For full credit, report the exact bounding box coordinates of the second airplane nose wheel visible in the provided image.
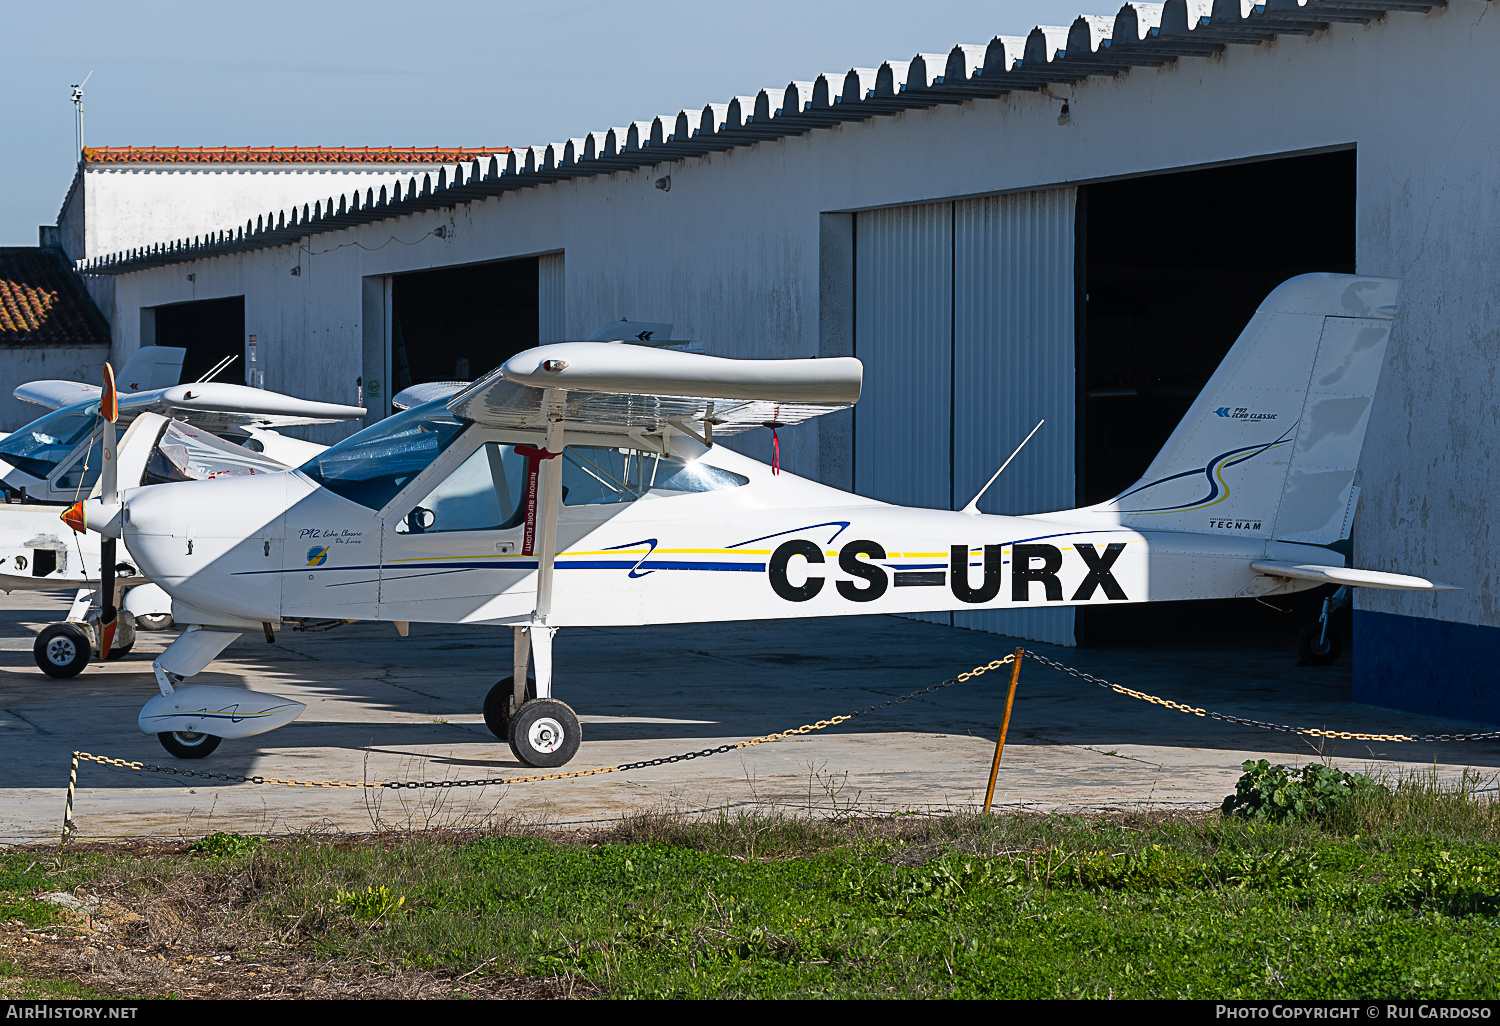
[508,698,580,768]
[34,623,91,678]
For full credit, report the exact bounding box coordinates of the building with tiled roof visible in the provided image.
[57,146,508,265]
[0,246,110,347]
[81,146,509,166]
[0,238,111,429]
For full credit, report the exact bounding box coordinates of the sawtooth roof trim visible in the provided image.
[82,145,511,165]
[80,0,1444,277]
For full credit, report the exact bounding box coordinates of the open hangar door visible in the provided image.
[853,189,1077,646]
[144,295,242,384]
[1076,149,1357,650]
[387,255,552,397]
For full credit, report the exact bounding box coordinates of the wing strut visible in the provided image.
[515,397,566,709]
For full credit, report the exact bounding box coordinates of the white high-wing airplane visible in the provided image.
[0,354,366,675]
[64,274,1455,764]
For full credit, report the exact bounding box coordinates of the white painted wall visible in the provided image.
[60,161,495,264]
[0,345,111,433]
[105,2,1500,634]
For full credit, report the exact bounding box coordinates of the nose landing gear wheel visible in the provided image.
[34,623,91,678]
[482,676,536,740]
[507,698,580,768]
[157,731,222,759]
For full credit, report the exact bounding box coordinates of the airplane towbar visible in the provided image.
[501,343,863,404]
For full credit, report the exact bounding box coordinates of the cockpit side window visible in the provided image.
[395,443,526,534]
[561,447,748,506]
[299,399,467,511]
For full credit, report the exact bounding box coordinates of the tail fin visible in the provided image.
[1090,273,1399,545]
[118,346,186,392]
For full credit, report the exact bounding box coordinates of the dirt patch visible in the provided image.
[0,923,588,1000]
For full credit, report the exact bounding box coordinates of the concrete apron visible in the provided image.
[2,590,1496,843]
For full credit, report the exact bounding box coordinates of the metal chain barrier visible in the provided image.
[66,654,1019,793]
[1021,650,1500,744]
[63,645,1495,831]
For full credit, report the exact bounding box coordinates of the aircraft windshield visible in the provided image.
[299,400,467,510]
[0,404,98,480]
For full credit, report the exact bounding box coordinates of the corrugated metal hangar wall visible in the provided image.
[854,190,1077,644]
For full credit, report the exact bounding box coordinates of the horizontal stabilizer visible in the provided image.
[1250,560,1459,591]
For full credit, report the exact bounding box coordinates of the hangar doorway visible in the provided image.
[388,257,540,394]
[146,295,243,384]
[1076,149,1357,648]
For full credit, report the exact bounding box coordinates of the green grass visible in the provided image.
[5,769,1500,998]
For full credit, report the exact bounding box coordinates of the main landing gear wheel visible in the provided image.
[483,675,536,740]
[157,731,222,759]
[507,698,580,768]
[135,612,173,632]
[34,623,91,678]
[1296,621,1343,666]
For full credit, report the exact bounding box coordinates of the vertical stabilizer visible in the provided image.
[118,346,186,392]
[1083,274,1399,544]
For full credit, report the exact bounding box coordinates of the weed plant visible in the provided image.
[4,768,1499,999]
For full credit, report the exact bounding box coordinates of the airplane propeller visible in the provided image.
[59,363,122,660]
[96,363,121,659]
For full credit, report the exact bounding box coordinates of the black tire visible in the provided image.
[157,731,222,759]
[508,698,581,768]
[34,623,91,678]
[1296,621,1343,666]
[106,642,133,660]
[483,675,535,740]
[136,613,174,632]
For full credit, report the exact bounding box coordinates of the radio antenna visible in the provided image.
[70,71,93,159]
[961,419,1045,515]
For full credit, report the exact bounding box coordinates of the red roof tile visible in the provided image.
[82,146,510,165]
[0,249,111,347]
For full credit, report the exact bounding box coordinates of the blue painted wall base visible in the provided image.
[1354,610,1500,724]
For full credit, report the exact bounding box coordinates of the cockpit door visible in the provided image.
[379,441,534,623]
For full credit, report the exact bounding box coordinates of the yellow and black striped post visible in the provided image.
[61,751,79,848]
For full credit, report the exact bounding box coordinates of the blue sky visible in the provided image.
[2,1,1094,246]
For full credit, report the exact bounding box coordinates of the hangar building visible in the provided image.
[59,0,1500,720]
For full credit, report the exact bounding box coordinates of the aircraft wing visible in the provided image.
[448,343,861,438]
[1250,560,1459,591]
[117,382,366,429]
[14,380,101,411]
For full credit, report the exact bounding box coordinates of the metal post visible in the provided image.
[982,647,1025,815]
[61,751,79,848]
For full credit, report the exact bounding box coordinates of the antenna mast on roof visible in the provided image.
[70,71,93,161]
